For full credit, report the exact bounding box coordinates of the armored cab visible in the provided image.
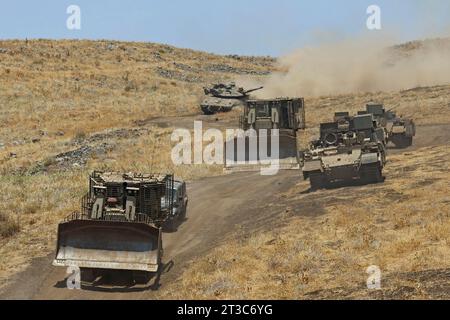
[365,103,416,148]
[301,114,386,190]
[53,172,176,282]
[200,82,263,115]
[241,97,306,131]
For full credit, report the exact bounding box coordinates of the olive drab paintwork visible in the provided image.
[363,102,416,148]
[224,97,306,172]
[241,98,306,131]
[53,172,187,281]
[301,114,387,190]
[200,82,263,115]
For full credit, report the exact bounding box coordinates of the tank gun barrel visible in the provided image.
[244,86,264,94]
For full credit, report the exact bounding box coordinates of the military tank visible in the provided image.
[364,103,416,148]
[301,114,387,190]
[200,82,263,115]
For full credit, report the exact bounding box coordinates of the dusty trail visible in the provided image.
[0,171,298,299]
[0,122,448,300]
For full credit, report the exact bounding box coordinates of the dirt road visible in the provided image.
[0,171,299,299]
[1,123,448,300]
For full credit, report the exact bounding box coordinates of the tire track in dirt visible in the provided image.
[1,123,449,300]
[1,171,302,299]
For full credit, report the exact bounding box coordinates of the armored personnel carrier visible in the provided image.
[53,171,176,282]
[301,114,386,190]
[364,103,416,148]
[200,82,263,115]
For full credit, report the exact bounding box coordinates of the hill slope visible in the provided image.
[0,39,275,289]
[0,39,449,298]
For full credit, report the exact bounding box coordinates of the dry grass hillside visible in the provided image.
[0,39,274,288]
[159,81,450,299]
[0,39,274,173]
[0,38,449,297]
[163,142,450,299]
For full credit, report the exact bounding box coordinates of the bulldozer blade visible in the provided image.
[53,220,161,273]
[224,131,300,172]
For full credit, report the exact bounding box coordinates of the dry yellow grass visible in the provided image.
[0,39,273,173]
[0,39,273,288]
[163,145,450,299]
[0,39,448,297]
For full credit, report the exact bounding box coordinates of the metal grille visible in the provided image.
[239,114,244,130]
[138,174,174,220]
[140,185,158,218]
[81,193,94,216]
[79,172,175,225]
[64,211,157,226]
[107,185,120,198]
[164,175,174,216]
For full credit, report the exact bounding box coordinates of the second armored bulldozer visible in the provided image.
[224,97,306,172]
[200,82,263,115]
[364,103,416,148]
[53,171,176,282]
[301,114,386,190]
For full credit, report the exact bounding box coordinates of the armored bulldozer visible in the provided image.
[301,114,386,190]
[200,82,263,115]
[224,97,306,172]
[53,171,176,281]
[364,103,416,148]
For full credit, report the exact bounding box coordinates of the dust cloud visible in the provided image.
[251,36,450,98]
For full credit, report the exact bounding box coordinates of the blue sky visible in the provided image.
[0,0,449,56]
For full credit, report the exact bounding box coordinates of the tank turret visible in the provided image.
[200,82,263,115]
